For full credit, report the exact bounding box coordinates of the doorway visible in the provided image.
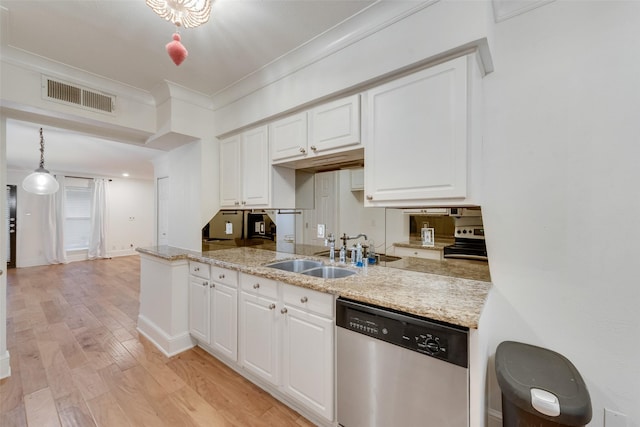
[6,185,16,268]
[157,177,169,246]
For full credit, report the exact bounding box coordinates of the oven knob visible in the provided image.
[425,339,440,354]
[382,328,388,335]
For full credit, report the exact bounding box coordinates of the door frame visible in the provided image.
[6,185,16,269]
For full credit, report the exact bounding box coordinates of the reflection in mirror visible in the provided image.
[384,207,491,282]
[200,170,490,281]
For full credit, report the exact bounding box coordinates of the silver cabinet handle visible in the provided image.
[210,282,215,288]
[219,274,225,279]
[194,266,199,272]
[310,145,317,151]
[268,303,276,310]
[280,308,288,314]
[234,201,240,206]
[203,281,208,287]
[242,201,246,205]
[299,147,306,154]
[300,296,308,303]
[253,283,260,289]
[366,195,373,201]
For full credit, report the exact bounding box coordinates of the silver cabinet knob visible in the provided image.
[310,145,317,151]
[299,147,306,154]
[194,266,199,272]
[268,303,276,310]
[234,201,240,206]
[253,283,260,289]
[280,308,288,314]
[366,195,373,201]
[203,281,208,287]
[300,296,308,303]
[219,274,225,279]
[242,201,246,205]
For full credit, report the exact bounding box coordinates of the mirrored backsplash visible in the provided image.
[202,205,490,282]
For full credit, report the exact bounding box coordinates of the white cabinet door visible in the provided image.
[211,282,238,361]
[270,112,308,162]
[364,56,469,205]
[281,305,334,421]
[239,291,279,385]
[189,276,210,344]
[242,125,270,207]
[309,94,360,153]
[219,134,242,207]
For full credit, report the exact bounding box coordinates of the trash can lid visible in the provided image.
[495,341,592,426]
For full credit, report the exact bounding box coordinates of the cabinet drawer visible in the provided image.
[190,261,210,279]
[393,246,443,261]
[211,267,238,288]
[240,273,278,299]
[283,283,334,318]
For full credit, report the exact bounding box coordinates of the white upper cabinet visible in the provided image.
[220,125,295,208]
[270,112,309,162]
[219,134,243,207]
[308,94,361,154]
[271,95,362,165]
[242,126,271,207]
[364,55,482,207]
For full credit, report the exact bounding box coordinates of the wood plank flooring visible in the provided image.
[1,256,315,427]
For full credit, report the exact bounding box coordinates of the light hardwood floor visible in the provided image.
[0,256,315,427]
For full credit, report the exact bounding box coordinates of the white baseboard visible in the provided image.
[108,249,138,258]
[0,350,11,379]
[136,315,195,357]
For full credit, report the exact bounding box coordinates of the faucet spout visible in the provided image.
[340,233,368,248]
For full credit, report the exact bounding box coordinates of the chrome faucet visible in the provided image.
[340,233,368,249]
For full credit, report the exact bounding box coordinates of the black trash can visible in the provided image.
[495,341,592,427]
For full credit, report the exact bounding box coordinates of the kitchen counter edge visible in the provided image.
[136,246,491,329]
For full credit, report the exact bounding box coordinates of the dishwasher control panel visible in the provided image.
[336,298,468,368]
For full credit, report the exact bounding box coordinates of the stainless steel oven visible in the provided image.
[336,298,469,427]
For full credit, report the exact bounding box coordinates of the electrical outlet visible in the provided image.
[604,409,627,427]
[317,224,325,238]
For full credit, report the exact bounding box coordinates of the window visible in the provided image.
[64,178,91,250]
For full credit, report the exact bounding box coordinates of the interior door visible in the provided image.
[307,171,338,246]
[6,185,16,269]
[157,177,169,246]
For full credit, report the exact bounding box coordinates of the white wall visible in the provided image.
[154,139,214,252]
[481,2,640,425]
[0,117,10,379]
[6,170,154,266]
[209,2,640,425]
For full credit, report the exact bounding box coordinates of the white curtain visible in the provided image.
[43,175,67,264]
[88,178,108,259]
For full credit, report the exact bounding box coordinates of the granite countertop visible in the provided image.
[393,238,454,251]
[137,246,492,329]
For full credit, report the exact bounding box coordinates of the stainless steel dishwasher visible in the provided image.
[336,298,469,427]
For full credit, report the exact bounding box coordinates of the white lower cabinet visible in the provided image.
[188,263,239,362]
[211,280,238,361]
[393,246,443,261]
[238,273,279,384]
[238,273,335,422]
[281,304,334,421]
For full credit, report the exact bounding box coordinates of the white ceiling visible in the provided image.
[0,0,377,180]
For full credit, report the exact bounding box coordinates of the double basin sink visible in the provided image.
[265,259,356,279]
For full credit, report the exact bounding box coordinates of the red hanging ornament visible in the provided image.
[166,32,188,66]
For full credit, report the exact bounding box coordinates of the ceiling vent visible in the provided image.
[42,76,115,114]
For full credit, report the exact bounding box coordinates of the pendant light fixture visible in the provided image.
[146,0,212,66]
[22,128,60,195]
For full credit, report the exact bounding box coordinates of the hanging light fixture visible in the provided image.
[146,0,212,66]
[22,128,60,195]
[146,0,212,29]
